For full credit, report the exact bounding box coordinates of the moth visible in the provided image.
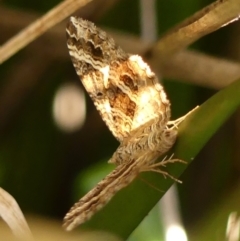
[63,16,186,231]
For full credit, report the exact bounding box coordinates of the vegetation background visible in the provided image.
[0,0,240,240]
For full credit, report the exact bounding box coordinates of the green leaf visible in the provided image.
[81,78,240,240]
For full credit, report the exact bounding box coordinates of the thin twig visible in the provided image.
[0,0,92,64]
[158,50,240,89]
[149,0,240,59]
[0,2,240,89]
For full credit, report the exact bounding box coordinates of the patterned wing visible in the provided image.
[66,17,171,142]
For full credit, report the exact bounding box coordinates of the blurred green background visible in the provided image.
[0,0,240,240]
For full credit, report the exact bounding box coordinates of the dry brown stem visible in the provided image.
[0,0,240,92]
[152,50,240,89]
[150,0,240,59]
[0,0,93,64]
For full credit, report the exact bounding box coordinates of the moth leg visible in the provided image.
[140,157,186,183]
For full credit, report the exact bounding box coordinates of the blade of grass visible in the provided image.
[0,188,33,240]
[80,78,240,239]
